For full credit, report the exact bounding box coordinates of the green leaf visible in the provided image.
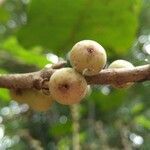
[90,87,127,112]
[131,103,144,114]
[0,88,10,102]
[17,0,142,56]
[134,115,150,129]
[0,68,8,74]
[49,121,72,136]
[0,7,10,23]
[0,36,49,68]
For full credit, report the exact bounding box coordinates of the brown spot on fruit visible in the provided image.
[58,83,70,92]
[87,47,94,53]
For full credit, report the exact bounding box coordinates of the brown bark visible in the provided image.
[85,64,150,85]
[0,63,149,90]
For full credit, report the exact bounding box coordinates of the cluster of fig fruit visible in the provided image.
[10,40,134,112]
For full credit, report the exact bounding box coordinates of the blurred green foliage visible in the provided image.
[0,0,149,149]
[0,36,49,68]
[17,0,141,56]
[0,7,10,23]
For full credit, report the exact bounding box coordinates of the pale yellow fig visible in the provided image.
[69,40,107,76]
[108,59,134,88]
[10,89,53,112]
[49,68,87,105]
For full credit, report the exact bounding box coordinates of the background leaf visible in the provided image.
[17,0,142,56]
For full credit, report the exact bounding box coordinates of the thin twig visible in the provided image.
[70,104,81,150]
[95,121,111,150]
[19,129,44,150]
[116,122,132,150]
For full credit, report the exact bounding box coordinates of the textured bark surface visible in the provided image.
[0,62,150,90]
[85,64,150,85]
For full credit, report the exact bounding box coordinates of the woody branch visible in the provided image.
[0,62,149,90]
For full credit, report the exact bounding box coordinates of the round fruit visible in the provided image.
[49,68,87,105]
[69,40,107,76]
[108,59,134,88]
[10,89,53,112]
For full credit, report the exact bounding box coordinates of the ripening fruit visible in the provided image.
[10,89,53,112]
[108,59,134,88]
[49,68,87,105]
[69,40,107,76]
